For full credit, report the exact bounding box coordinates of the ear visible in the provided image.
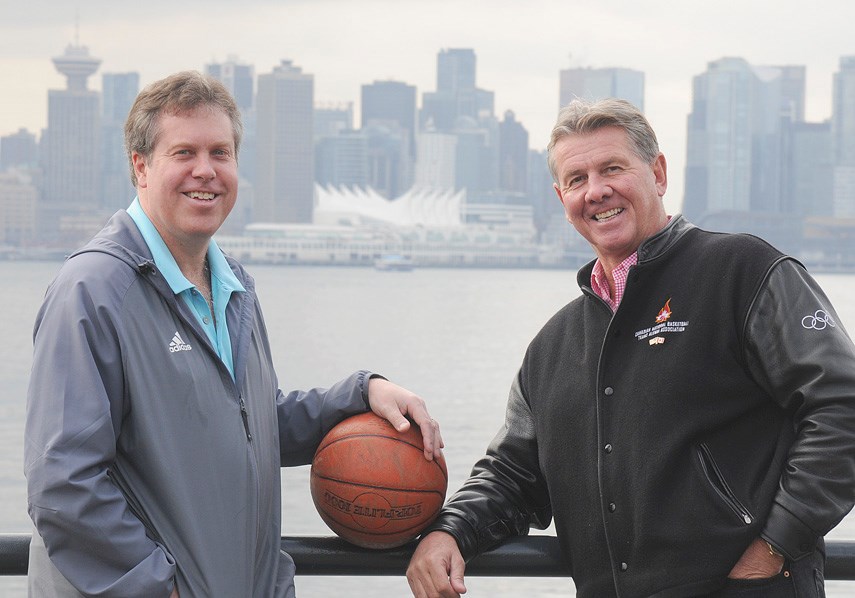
[652,153,668,197]
[132,152,148,188]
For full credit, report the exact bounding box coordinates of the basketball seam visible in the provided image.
[310,476,446,496]
[316,434,448,482]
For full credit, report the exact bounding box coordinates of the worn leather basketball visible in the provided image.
[310,411,448,549]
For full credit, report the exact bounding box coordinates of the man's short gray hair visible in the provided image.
[547,98,659,181]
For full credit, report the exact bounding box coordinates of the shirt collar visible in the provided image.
[127,198,245,295]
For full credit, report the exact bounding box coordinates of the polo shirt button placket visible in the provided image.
[604,386,614,397]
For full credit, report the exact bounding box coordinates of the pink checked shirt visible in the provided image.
[591,253,638,312]
[591,217,672,311]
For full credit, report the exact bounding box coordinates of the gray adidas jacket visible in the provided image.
[24,210,372,597]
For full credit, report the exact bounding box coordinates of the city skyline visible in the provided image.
[2,0,853,215]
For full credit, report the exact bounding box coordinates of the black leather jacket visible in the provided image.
[427,216,855,597]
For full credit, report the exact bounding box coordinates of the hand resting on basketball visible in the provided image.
[366,377,444,461]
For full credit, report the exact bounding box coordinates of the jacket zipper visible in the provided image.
[239,396,252,441]
[697,443,753,525]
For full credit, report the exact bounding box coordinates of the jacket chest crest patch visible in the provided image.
[634,297,690,345]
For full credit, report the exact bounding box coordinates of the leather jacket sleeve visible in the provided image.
[743,258,855,560]
[423,374,553,560]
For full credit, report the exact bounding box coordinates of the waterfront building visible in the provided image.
[833,56,855,217]
[559,66,645,111]
[255,60,314,223]
[361,80,417,158]
[527,149,559,237]
[421,49,494,132]
[414,131,456,191]
[0,170,37,247]
[207,57,257,191]
[205,57,254,112]
[315,131,368,189]
[360,80,417,196]
[364,122,411,199]
[40,42,103,238]
[788,122,833,217]
[314,103,354,140]
[682,57,805,224]
[216,184,540,268]
[498,111,529,194]
[101,72,139,211]
[0,129,39,172]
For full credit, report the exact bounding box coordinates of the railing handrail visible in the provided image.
[3,534,855,579]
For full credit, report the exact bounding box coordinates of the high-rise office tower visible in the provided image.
[39,42,105,244]
[101,72,139,210]
[498,111,529,194]
[360,81,417,196]
[421,48,493,132]
[206,57,256,188]
[559,67,645,111]
[315,103,353,140]
[419,48,499,196]
[255,60,314,223]
[42,43,101,212]
[206,57,254,112]
[0,128,39,172]
[361,80,417,158]
[683,57,805,223]
[788,121,833,217]
[832,56,855,217]
[315,131,368,189]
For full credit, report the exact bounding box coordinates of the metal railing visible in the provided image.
[3,534,855,579]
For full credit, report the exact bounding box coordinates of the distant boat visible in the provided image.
[374,255,415,271]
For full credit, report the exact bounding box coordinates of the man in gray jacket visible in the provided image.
[25,70,443,597]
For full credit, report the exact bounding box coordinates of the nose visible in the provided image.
[192,155,216,181]
[585,173,612,203]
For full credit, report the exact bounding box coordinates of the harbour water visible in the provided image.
[3,261,855,596]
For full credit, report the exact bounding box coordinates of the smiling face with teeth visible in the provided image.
[133,104,238,264]
[552,125,668,274]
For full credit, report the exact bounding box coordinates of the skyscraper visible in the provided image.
[498,111,529,194]
[418,49,499,196]
[255,60,314,223]
[0,128,38,172]
[206,57,254,112]
[206,57,257,188]
[832,56,855,217]
[421,48,493,132]
[101,72,139,210]
[41,43,102,236]
[683,57,805,222]
[559,67,645,111]
[360,81,417,196]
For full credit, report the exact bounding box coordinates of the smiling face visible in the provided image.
[552,126,668,272]
[133,105,238,261]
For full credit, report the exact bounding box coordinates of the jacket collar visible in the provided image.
[577,214,695,292]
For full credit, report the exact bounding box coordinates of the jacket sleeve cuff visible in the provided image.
[762,501,819,561]
[357,371,387,408]
[421,513,480,561]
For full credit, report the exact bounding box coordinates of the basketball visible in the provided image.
[310,411,448,549]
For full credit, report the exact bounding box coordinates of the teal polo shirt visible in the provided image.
[127,198,245,379]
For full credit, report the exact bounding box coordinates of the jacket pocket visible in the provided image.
[697,442,754,525]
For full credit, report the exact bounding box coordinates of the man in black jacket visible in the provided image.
[406,98,855,597]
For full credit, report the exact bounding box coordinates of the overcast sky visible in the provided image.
[1,0,853,212]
